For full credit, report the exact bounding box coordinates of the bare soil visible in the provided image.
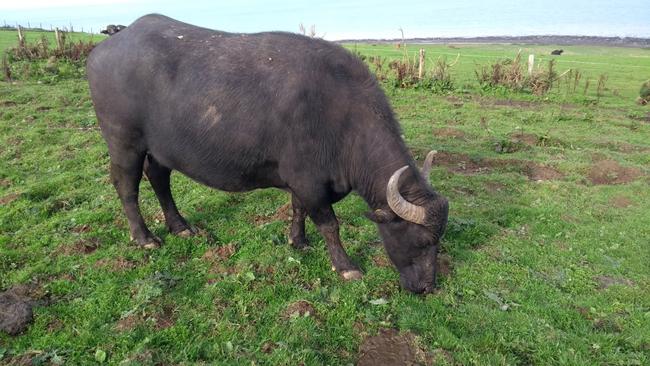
[0,192,20,205]
[594,275,634,290]
[114,314,141,332]
[94,256,137,271]
[282,300,317,320]
[428,151,563,181]
[357,329,430,366]
[203,243,237,262]
[610,196,634,208]
[55,237,100,256]
[433,127,466,139]
[587,160,642,185]
[0,286,34,336]
[436,253,453,278]
[254,202,292,225]
[510,132,539,146]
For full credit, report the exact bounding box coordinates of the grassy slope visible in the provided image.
[0,39,649,365]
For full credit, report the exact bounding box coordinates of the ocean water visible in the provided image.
[2,0,649,40]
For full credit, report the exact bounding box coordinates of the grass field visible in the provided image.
[1,33,649,365]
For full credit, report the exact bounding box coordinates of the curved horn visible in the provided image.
[420,150,437,181]
[386,166,427,225]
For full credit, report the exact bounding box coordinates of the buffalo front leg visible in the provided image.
[110,156,160,249]
[288,193,309,249]
[143,154,194,237]
[308,206,362,281]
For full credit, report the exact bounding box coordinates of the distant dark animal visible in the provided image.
[100,24,126,36]
[551,49,564,55]
[86,14,449,294]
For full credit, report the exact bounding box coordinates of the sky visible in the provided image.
[1,0,649,40]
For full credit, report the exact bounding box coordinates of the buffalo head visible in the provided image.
[366,151,449,294]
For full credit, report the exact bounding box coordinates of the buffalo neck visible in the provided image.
[348,128,430,211]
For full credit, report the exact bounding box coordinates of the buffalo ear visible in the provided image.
[365,209,396,223]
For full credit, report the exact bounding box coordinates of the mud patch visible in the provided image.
[0,178,11,187]
[610,196,633,208]
[433,127,466,139]
[254,202,292,225]
[425,150,563,181]
[0,100,17,107]
[0,286,34,335]
[595,275,634,290]
[358,329,430,366]
[0,192,20,205]
[281,300,317,320]
[587,160,642,185]
[445,96,464,108]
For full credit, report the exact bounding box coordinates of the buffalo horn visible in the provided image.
[386,166,427,225]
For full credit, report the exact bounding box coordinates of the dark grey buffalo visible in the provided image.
[551,49,564,55]
[87,14,449,294]
[100,24,126,36]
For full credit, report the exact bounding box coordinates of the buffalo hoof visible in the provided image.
[341,270,363,281]
[174,228,196,238]
[131,235,162,249]
[288,236,309,250]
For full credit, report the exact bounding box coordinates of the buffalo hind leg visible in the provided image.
[143,154,195,237]
[309,206,362,281]
[110,154,160,249]
[288,193,309,249]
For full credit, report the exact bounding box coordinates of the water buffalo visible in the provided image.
[100,24,126,36]
[551,49,564,55]
[87,14,449,294]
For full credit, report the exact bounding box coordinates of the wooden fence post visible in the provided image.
[17,25,25,47]
[418,48,425,79]
[527,54,535,75]
[55,28,64,50]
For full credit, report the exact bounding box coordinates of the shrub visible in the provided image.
[638,80,650,105]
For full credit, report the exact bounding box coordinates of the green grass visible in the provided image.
[0,29,104,53]
[1,38,649,365]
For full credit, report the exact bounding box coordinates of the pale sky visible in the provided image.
[1,0,649,40]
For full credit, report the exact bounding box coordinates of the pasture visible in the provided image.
[1,31,649,365]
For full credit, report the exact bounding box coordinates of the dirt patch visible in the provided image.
[0,286,34,336]
[595,275,634,290]
[510,132,539,146]
[0,192,20,205]
[433,127,466,139]
[94,256,136,271]
[115,314,141,332]
[281,300,317,320]
[484,181,507,193]
[35,106,52,112]
[587,160,642,185]
[610,196,634,208]
[55,238,100,256]
[254,202,292,225]
[372,254,392,268]
[426,150,563,181]
[154,305,176,330]
[445,96,464,108]
[203,243,237,262]
[0,100,17,107]
[0,178,11,187]
[357,329,430,366]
